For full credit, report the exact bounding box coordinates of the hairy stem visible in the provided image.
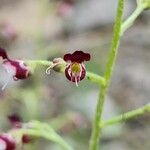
[25,60,105,85]
[89,85,107,150]
[86,72,105,86]
[89,0,124,150]
[11,121,73,150]
[101,104,150,127]
[121,4,145,36]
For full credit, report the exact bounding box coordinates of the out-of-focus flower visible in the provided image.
[21,135,33,144]
[0,47,31,90]
[57,0,75,18]
[0,23,17,42]
[8,114,22,128]
[8,114,33,144]
[64,50,91,86]
[0,134,16,150]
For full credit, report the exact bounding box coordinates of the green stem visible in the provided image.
[101,104,150,127]
[19,129,72,150]
[89,0,124,150]
[86,72,105,86]
[26,60,53,67]
[121,4,145,36]
[11,122,73,150]
[89,85,107,150]
[25,60,105,85]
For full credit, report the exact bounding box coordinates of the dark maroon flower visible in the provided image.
[8,114,22,128]
[0,47,30,90]
[7,114,33,144]
[3,60,30,81]
[22,135,33,144]
[0,134,16,150]
[64,50,90,86]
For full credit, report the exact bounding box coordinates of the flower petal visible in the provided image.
[3,60,30,80]
[83,53,91,61]
[71,51,85,63]
[8,114,22,128]
[65,64,86,82]
[0,134,16,150]
[22,135,33,144]
[64,53,72,61]
[64,50,91,63]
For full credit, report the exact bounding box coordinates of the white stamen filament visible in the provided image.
[46,63,58,75]
[68,67,71,77]
[46,66,52,75]
[75,76,79,87]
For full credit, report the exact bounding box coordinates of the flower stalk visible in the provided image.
[121,4,145,36]
[86,72,105,86]
[10,121,73,150]
[100,104,150,128]
[25,60,105,86]
[89,0,124,149]
[0,0,149,149]
[89,0,149,149]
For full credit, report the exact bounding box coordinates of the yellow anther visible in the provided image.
[71,63,81,74]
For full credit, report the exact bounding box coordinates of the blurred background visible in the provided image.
[0,0,150,149]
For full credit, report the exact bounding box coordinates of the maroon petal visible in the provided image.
[3,60,30,80]
[73,51,84,55]
[79,65,86,80]
[64,53,72,61]
[65,65,72,81]
[22,135,33,144]
[0,47,9,59]
[0,134,16,150]
[83,53,91,61]
[64,50,91,63]
[71,51,85,63]
[73,50,91,62]
[65,64,86,82]
[8,114,22,128]
[10,60,29,80]
[8,114,22,123]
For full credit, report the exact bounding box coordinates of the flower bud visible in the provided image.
[0,47,31,90]
[52,58,66,73]
[2,60,31,81]
[8,114,33,144]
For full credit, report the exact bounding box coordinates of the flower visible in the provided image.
[0,134,16,150]
[57,0,75,17]
[8,114,22,128]
[64,50,91,86]
[22,135,33,144]
[8,114,33,144]
[0,47,30,90]
[0,23,17,42]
